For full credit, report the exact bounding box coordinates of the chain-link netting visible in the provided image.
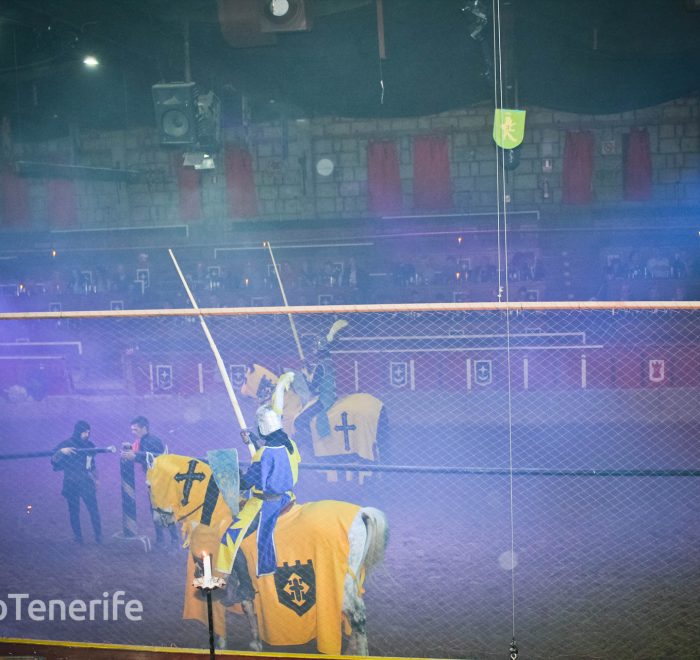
[1,304,699,659]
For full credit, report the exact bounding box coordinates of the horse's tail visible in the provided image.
[360,506,388,571]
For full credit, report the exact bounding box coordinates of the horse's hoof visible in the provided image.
[249,640,264,652]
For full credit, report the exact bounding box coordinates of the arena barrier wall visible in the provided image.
[0,301,698,659]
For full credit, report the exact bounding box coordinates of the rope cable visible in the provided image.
[376,0,386,104]
[491,0,518,646]
[492,1,503,301]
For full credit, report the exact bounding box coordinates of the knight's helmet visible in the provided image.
[255,371,294,436]
[314,319,349,357]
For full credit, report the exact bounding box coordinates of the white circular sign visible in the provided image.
[316,158,335,177]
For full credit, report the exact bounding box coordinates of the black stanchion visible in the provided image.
[112,445,150,551]
[193,567,225,660]
[119,453,138,538]
[206,589,215,660]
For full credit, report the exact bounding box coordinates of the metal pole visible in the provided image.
[296,462,700,478]
[183,19,192,83]
[0,446,115,461]
[206,589,216,659]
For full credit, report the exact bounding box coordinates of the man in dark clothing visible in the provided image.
[121,415,179,546]
[51,420,102,544]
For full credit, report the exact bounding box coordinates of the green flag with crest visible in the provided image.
[493,109,526,149]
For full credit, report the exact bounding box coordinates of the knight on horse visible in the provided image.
[242,319,389,465]
[146,368,388,654]
[217,372,300,577]
[157,252,387,653]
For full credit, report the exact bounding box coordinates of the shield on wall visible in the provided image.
[648,359,666,383]
[474,359,493,386]
[389,361,408,388]
[156,364,173,390]
[274,559,316,616]
[229,364,247,389]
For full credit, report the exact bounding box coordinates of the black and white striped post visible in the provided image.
[113,444,151,551]
[119,446,138,538]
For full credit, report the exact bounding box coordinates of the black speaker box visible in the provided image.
[152,82,198,145]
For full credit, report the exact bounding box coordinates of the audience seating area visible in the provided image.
[1,223,698,312]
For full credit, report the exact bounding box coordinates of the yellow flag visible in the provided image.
[493,109,526,149]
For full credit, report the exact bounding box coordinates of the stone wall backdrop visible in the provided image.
[1,94,698,230]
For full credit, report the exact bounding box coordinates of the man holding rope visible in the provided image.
[51,420,102,545]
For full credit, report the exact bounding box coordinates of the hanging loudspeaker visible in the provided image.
[152,83,198,145]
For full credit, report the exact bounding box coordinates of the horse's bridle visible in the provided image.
[151,502,204,524]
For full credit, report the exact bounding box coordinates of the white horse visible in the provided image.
[147,453,388,655]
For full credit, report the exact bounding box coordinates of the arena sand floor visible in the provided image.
[1,395,699,660]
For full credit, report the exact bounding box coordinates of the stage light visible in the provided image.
[269,0,291,17]
[83,54,99,68]
[260,0,311,32]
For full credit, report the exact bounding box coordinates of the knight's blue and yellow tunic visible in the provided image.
[217,431,300,577]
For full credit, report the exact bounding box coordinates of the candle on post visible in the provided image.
[203,552,213,587]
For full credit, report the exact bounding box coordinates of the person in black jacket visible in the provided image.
[51,420,102,544]
[121,415,179,547]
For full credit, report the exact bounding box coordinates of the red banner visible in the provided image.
[624,128,652,201]
[0,166,30,227]
[413,135,452,211]
[562,131,594,204]
[47,177,77,228]
[367,140,402,214]
[225,144,258,218]
[173,153,202,222]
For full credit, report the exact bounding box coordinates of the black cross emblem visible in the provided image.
[334,411,357,451]
[174,459,206,506]
[275,560,316,615]
[285,575,308,603]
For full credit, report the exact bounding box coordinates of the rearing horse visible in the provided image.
[147,452,388,655]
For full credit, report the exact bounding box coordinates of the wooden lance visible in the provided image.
[265,240,306,366]
[168,249,254,458]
